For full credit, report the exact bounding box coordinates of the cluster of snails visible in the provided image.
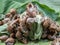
[42,18,60,40]
[0,3,60,45]
[0,3,38,45]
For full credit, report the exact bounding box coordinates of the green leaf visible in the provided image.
[4,1,21,14]
[0,0,7,13]
[24,15,43,40]
[13,0,32,3]
[0,40,51,45]
[0,14,5,20]
[0,24,8,32]
[55,13,60,24]
[39,0,60,12]
[0,24,8,36]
